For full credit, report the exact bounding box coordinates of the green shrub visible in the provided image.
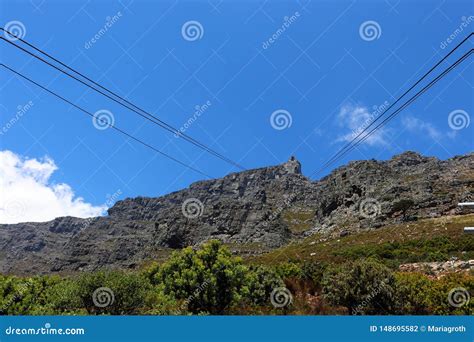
[274,262,302,279]
[426,273,473,315]
[141,262,161,285]
[156,240,249,314]
[143,285,182,315]
[300,261,327,289]
[75,270,151,315]
[393,272,433,314]
[29,278,85,315]
[244,266,284,306]
[322,259,396,315]
[394,272,473,315]
[0,275,65,315]
[334,235,472,265]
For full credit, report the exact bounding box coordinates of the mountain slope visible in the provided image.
[0,151,472,275]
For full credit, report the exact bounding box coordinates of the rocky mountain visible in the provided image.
[0,151,472,275]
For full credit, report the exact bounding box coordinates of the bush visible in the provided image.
[274,262,302,279]
[75,270,152,315]
[334,235,471,265]
[143,285,182,315]
[426,273,473,315]
[301,261,327,289]
[393,272,433,314]
[322,259,396,315]
[156,240,249,314]
[244,266,284,306]
[141,262,161,285]
[30,278,85,315]
[394,272,473,315]
[0,275,65,315]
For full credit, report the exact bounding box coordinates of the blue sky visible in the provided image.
[0,0,473,222]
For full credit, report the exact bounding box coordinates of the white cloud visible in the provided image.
[0,150,106,224]
[401,116,441,140]
[335,104,388,146]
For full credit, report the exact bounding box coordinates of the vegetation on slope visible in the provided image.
[0,223,472,315]
[251,214,474,266]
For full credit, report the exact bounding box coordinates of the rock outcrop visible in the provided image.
[399,260,474,277]
[0,151,472,275]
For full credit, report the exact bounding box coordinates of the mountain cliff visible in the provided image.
[0,151,472,275]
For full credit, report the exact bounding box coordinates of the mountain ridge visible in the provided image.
[0,151,472,275]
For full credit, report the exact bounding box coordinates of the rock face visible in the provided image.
[399,260,474,277]
[0,151,473,275]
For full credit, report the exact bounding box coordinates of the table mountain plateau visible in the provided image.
[1,151,472,275]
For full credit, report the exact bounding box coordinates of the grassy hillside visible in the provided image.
[250,214,474,267]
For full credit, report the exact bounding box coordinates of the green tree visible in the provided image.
[322,259,395,315]
[156,240,249,314]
